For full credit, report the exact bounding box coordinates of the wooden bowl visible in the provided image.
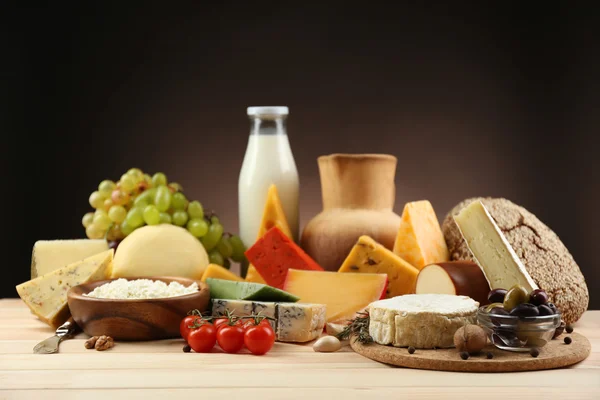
[67,276,210,341]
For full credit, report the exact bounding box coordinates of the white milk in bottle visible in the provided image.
[238,106,299,247]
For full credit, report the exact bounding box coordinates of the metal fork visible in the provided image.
[33,317,79,354]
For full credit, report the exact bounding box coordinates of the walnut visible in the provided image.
[84,336,98,349]
[94,335,114,351]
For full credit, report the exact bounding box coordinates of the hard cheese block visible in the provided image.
[211,299,326,342]
[206,278,299,302]
[369,294,478,348]
[201,264,243,282]
[245,265,267,284]
[257,184,294,240]
[453,200,538,293]
[393,200,449,270]
[30,239,109,278]
[415,261,491,305]
[245,227,324,289]
[339,235,419,297]
[283,269,387,323]
[16,249,113,328]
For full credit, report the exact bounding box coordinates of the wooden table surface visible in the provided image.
[0,299,598,400]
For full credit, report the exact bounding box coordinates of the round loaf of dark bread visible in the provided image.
[442,197,588,324]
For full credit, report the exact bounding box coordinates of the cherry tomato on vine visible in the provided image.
[213,317,230,330]
[187,323,217,353]
[241,318,271,331]
[216,324,245,353]
[180,315,200,340]
[244,323,275,355]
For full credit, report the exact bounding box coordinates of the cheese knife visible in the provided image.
[33,317,80,354]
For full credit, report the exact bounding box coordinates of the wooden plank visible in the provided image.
[1,368,599,390]
[1,387,600,400]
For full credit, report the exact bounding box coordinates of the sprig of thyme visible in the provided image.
[336,311,373,344]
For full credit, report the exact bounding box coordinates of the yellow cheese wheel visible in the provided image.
[112,225,209,279]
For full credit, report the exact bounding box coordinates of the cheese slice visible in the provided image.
[16,249,113,328]
[210,299,326,342]
[257,184,293,240]
[245,265,266,284]
[339,236,419,297]
[30,239,109,278]
[393,200,449,270]
[201,264,243,282]
[282,269,387,323]
[453,200,538,293]
[369,294,478,348]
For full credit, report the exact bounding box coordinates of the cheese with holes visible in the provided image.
[393,200,449,269]
[339,235,419,297]
[369,294,478,348]
[30,239,109,278]
[201,264,243,282]
[283,269,387,323]
[16,249,113,328]
[210,299,326,342]
[453,200,538,293]
[245,265,267,284]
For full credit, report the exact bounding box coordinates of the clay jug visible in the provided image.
[300,154,402,271]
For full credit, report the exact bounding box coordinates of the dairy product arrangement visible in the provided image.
[13,105,590,373]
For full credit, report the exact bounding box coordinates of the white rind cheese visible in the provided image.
[211,299,326,343]
[368,294,479,349]
[31,239,109,278]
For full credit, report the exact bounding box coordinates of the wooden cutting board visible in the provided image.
[350,332,591,372]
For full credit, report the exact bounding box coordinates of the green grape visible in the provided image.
[143,205,160,225]
[82,212,94,228]
[152,172,167,187]
[93,213,112,230]
[86,223,105,239]
[143,173,152,186]
[134,198,150,209]
[89,191,105,209]
[208,249,224,266]
[173,210,189,227]
[111,189,130,206]
[210,216,220,225]
[120,175,135,192]
[154,185,172,212]
[125,207,144,228]
[121,220,134,236]
[98,180,116,197]
[229,235,247,262]
[108,205,127,223]
[216,236,233,259]
[187,217,208,237]
[188,201,204,219]
[222,258,231,270]
[103,198,113,210]
[127,168,144,181]
[94,209,108,219]
[171,192,187,210]
[134,187,156,206]
[159,212,172,224]
[169,182,183,192]
[201,223,223,251]
[106,224,123,241]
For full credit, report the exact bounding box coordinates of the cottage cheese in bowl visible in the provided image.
[84,278,199,300]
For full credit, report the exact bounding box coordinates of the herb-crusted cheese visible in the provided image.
[368,294,478,349]
[211,299,326,343]
[16,249,113,328]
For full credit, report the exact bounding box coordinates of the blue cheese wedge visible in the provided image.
[16,249,113,328]
[210,299,326,343]
[369,294,478,349]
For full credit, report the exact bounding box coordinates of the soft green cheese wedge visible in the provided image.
[206,278,299,302]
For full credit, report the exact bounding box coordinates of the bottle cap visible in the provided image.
[247,106,289,117]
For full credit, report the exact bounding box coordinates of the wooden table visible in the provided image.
[1,299,598,399]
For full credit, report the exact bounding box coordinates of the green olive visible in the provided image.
[485,302,505,313]
[503,284,529,311]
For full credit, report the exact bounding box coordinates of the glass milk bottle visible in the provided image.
[238,106,299,248]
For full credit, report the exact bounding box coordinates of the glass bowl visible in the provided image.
[477,306,561,352]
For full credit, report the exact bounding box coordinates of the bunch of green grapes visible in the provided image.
[81,168,246,268]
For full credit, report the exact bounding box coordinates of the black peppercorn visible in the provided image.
[460,351,469,360]
[486,352,494,359]
[530,348,540,358]
[564,336,572,344]
[566,325,574,334]
[407,346,415,354]
[183,344,191,352]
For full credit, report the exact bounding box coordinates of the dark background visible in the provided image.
[2,2,598,308]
